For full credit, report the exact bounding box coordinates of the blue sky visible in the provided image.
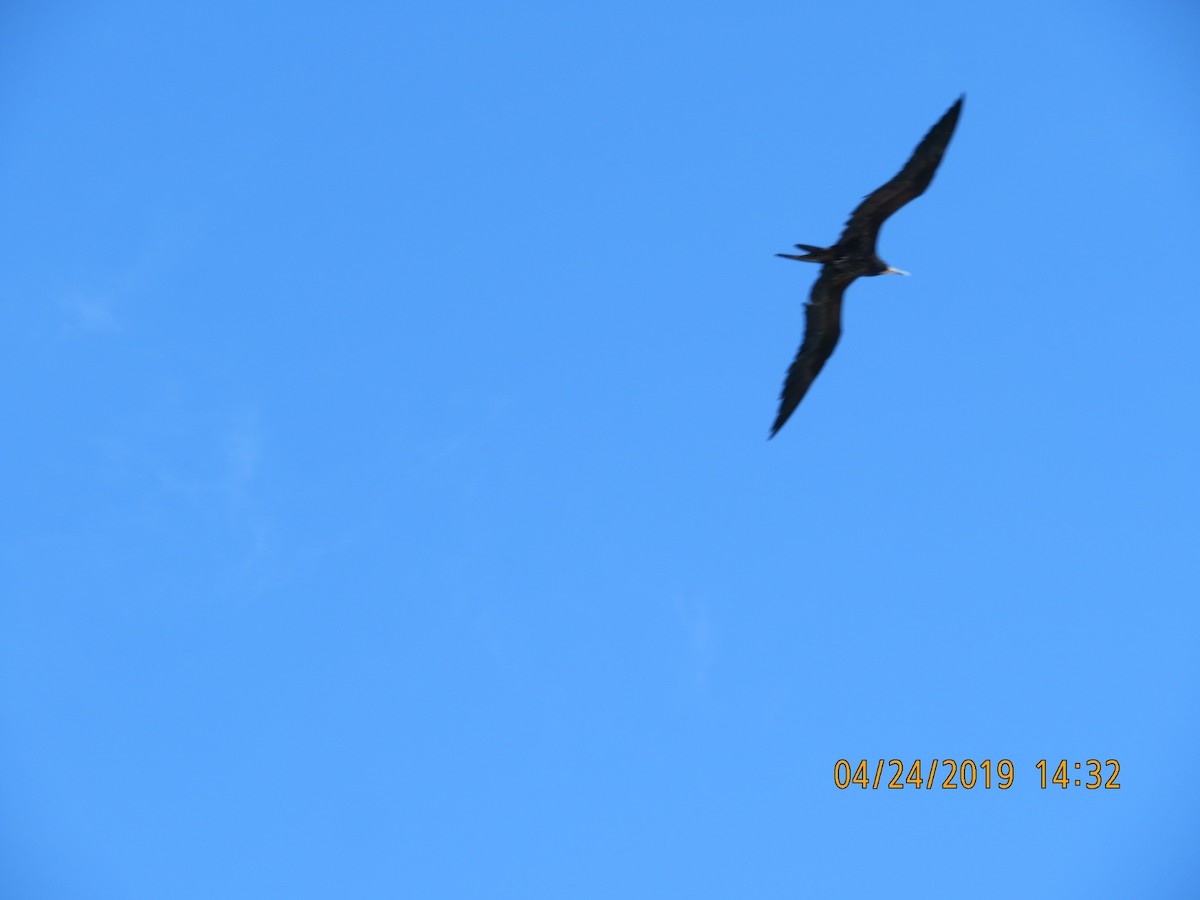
[2,1,1198,897]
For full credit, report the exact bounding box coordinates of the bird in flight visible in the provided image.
[769,95,964,438]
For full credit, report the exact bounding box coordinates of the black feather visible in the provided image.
[770,96,963,438]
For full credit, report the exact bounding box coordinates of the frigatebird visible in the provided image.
[769,95,963,438]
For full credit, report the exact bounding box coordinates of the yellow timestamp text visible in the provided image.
[1035,759,1121,790]
[834,759,1014,790]
[833,758,1122,790]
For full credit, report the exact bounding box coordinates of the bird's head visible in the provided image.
[871,260,909,276]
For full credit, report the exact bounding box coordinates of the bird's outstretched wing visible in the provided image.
[836,96,963,258]
[769,271,852,438]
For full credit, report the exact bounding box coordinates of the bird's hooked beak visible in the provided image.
[883,266,910,276]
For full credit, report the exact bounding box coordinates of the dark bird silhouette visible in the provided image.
[769,95,963,438]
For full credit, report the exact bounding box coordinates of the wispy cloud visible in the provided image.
[675,595,716,688]
[222,408,270,577]
[61,293,121,334]
[223,409,262,509]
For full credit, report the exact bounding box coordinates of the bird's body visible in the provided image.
[770,96,964,437]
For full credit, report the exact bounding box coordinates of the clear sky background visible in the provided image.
[2,1,1198,897]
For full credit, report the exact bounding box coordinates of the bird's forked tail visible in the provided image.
[776,243,836,263]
